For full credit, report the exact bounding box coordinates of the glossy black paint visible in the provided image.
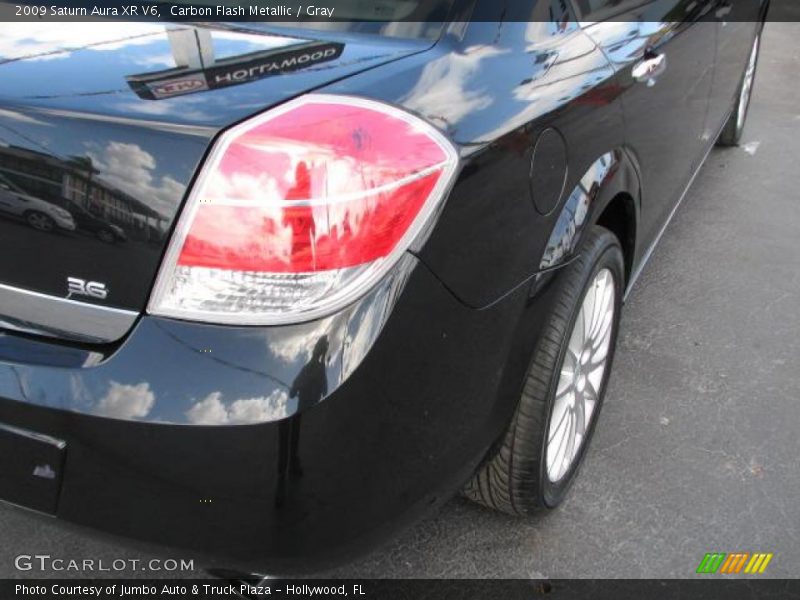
[329,17,629,308]
[0,422,64,515]
[0,255,416,425]
[587,14,718,248]
[0,259,547,570]
[0,24,432,310]
[0,0,765,570]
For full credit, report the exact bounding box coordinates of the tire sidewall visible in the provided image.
[540,234,625,508]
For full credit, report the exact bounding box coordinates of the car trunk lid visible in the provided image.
[0,23,434,342]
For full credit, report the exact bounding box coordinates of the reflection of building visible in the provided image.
[0,145,168,241]
[126,28,344,100]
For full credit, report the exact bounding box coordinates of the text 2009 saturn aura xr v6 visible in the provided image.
[0,0,767,571]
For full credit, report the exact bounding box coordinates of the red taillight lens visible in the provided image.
[148,95,458,325]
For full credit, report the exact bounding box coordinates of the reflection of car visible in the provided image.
[0,179,75,232]
[67,203,127,243]
[0,3,769,574]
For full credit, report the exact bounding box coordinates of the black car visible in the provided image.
[0,1,767,572]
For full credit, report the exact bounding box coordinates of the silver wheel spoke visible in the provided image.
[557,366,573,396]
[548,410,572,476]
[560,413,577,476]
[575,388,586,437]
[591,324,613,366]
[556,412,572,472]
[587,363,605,392]
[583,378,598,423]
[549,394,570,444]
[592,308,613,352]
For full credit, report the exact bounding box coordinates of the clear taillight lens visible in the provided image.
[148,94,458,325]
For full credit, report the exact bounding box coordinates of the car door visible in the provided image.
[705,0,762,136]
[577,0,717,252]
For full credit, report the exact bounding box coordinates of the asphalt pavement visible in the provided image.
[0,22,798,580]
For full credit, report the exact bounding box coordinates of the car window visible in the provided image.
[571,0,650,21]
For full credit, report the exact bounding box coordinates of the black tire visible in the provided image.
[464,226,624,515]
[717,33,761,147]
[25,210,56,232]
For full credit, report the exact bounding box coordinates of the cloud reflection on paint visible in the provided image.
[94,381,155,420]
[0,24,166,62]
[87,141,186,218]
[185,389,293,425]
[402,44,506,131]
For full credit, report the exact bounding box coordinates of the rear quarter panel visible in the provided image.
[324,16,630,308]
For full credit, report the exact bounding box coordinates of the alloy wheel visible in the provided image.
[27,213,54,231]
[546,268,616,483]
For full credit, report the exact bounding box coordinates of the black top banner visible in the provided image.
[1,0,799,22]
[3,0,455,21]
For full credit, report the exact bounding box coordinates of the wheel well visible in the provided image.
[595,193,636,283]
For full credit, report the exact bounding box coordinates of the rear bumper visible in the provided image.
[0,257,553,571]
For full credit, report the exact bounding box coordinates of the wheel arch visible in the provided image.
[538,148,640,287]
[23,208,54,221]
[595,191,637,284]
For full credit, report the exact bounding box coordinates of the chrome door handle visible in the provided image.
[632,51,667,86]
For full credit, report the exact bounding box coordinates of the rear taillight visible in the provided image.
[148,94,458,325]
